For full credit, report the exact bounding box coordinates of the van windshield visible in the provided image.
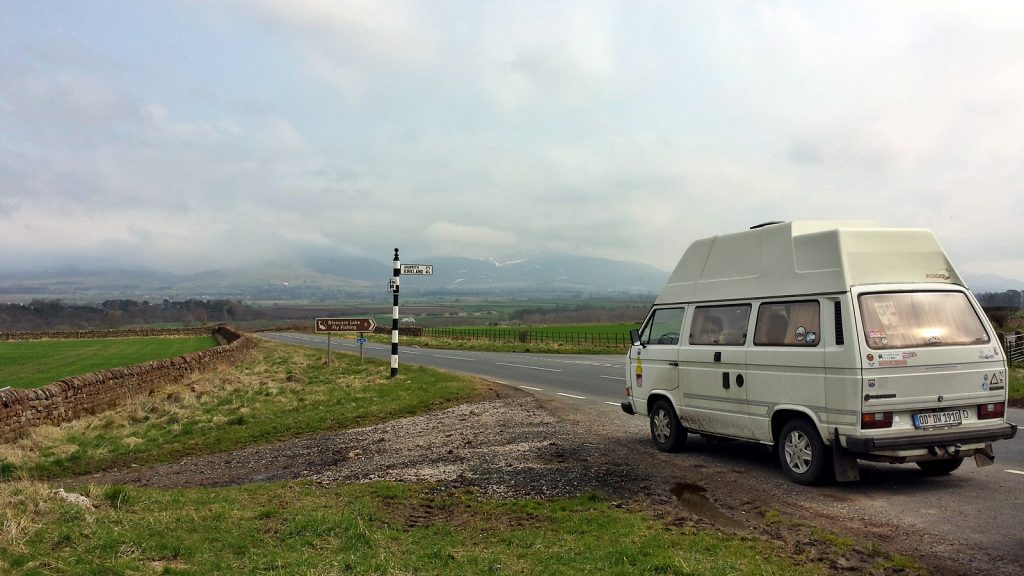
[858,291,989,350]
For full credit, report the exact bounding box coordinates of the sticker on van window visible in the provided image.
[868,329,886,338]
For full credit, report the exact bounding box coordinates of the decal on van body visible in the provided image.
[984,372,1005,391]
[877,352,910,367]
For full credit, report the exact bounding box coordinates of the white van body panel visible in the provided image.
[657,221,963,304]
[623,221,1016,482]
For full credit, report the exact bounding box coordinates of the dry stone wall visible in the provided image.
[0,326,253,442]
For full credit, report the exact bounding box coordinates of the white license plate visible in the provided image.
[913,409,967,429]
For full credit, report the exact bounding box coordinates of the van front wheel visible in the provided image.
[650,399,686,452]
[778,419,832,485]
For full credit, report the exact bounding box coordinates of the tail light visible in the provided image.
[978,402,1005,420]
[861,411,893,429]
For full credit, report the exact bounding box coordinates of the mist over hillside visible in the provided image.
[3,250,1019,305]
[0,253,668,303]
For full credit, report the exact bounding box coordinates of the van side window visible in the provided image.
[641,307,685,345]
[689,305,750,345]
[753,301,820,346]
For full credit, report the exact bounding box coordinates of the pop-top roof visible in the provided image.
[656,221,964,304]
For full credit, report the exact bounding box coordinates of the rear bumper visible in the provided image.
[845,422,1017,453]
[620,401,636,415]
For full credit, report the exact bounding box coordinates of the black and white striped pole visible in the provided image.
[390,248,400,378]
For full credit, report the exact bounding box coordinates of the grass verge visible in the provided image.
[1,481,841,576]
[0,340,478,479]
[1010,365,1023,405]
[0,337,220,390]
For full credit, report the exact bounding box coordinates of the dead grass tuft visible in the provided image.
[0,481,62,550]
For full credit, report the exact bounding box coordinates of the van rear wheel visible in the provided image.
[777,419,833,485]
[916,457,964,475]
[649,399,686,452]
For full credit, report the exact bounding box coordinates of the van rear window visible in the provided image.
[858,292,989,350]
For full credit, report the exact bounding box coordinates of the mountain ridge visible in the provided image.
[0,252,669,302]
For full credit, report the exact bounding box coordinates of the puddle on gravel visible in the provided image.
[670,482,745,531]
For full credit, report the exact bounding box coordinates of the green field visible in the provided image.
[0,337,220,390]
[441,323,638,335]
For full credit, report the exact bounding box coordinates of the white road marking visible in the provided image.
[1005,470,1024,476]
[519,355,622,368]
[600,375,625,381]
[604,401,620,406]
[434,355,474,361]
[557,392,586,399]
[496,363,560,372]
[518,385,543,391]
[484,378,508,385]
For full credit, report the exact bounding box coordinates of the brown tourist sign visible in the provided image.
[314,318,376,332]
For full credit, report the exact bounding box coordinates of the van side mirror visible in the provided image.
[630,328,644,347]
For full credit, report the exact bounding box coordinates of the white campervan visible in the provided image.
[621,221,1017,485]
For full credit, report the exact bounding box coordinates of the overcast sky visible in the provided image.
[2,1,1023,279]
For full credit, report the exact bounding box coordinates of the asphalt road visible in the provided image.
[261,332,1024,566]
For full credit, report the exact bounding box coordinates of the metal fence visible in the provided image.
[423,327,631,348]
[1003,332,1024,365]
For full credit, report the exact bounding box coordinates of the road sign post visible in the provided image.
[315,318,376,332]
[314,318,377,367]
[391,249,400,377]
[389,250,434,379]
[401,264,433,276]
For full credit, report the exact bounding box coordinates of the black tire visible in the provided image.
[916,457,964,476]
[777,419,833,485]
[649,399,686,452]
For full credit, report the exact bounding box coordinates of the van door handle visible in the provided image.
[736,374,744,388]
[668,362,679,367]
[714,351,722,363]
[722,372,730,389]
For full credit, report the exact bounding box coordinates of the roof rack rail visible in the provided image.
[749,221,784,229]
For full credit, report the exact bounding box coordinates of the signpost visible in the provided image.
[390,250,433,378]
[315,318,376,332]
[315,318,377,366]
[401,264,433,276]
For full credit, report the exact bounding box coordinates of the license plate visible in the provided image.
[913,409,966,429]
